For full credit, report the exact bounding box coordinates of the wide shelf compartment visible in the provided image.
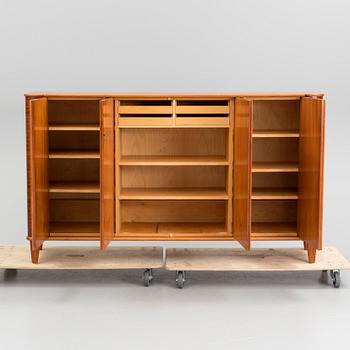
[120,188,228,200]
[119,200,227,237]
[49,130,99,151]
[121,166,227,191]
[120,128,227,159]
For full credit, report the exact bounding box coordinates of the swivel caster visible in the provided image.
[176,271,186,289]
[330,270,341,288]
[143,268,153,287]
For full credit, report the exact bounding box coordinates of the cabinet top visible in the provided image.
[24,93,324,99]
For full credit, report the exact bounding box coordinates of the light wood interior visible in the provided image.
[251,99,300,241]
[47,100,100,239]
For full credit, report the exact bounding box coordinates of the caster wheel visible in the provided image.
[332,270,341,288]
[176,271,185,289]
[143,269,153,287]
[329,270,335,279]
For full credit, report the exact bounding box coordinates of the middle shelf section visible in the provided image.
[116,127,232,237]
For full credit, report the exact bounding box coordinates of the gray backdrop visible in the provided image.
[0,2,350,350]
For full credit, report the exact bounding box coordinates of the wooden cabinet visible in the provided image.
[25,94,325,263]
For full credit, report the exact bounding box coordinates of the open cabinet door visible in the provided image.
[298,97,325,262]
[100,99,115,249]
[29,98,49,262]
[233,98,252,250]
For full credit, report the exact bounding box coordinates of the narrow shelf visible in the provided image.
[252,188,298,200]
[252,162,299,173]
[120,222,227,235]
[251,223,298,240]
[120,188,228,200]
[49,222,99,238]
[49,151,100,159]
[49,182,100,193]
[49,124,100,131]
[119,155,229,166]
[253,130,299,138]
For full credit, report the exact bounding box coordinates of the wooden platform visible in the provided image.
[165,247,350,272]
[0,246,163,270]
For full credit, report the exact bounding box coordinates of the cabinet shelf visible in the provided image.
[120,188,228,200]
[49,151,100,159]
[49,182,100,193]
[252,188,298,200]
[252,130,299,138]
[251,223,298,240]
[119,155,228,166]
[252,162,299,173]
[49,222,99,240]
[120,222,227,235]
[49,124,100,131]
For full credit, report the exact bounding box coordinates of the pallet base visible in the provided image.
[0,246,163,270]
[165,246,350,271]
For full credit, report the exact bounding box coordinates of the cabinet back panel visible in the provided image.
[121,128,227,156]
[252,200,297,223]
[121,166,226,188]
[121,200,226,223]
[253,100,299,131]
[253,138,299,162]
[49,159,99,182]
[48,100,99,125]
[252,173,298,189]
[50,199,99,222]
[49,131,99,151]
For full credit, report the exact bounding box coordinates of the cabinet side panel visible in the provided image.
[298,97,325,249]
[25,97,32,238]
[233,98,252,249]
[100,99,115,248]
[30,98,49,247]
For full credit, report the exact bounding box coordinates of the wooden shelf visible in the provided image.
[49,222,99,239]
[120,188,228,200]
[252,162,299,173]
[251,223,298,240]
[49,182,100,193]
[253,130,299,138]
[49,151,100,159]
[252,188,298,200]
[119,155,228,166]
[120,222,227,235]
[49,124,100,131]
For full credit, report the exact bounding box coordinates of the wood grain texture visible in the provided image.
[298,97,325,259]
[29,98,49,258]
[233,98,252,249]
[0,246,163,269]
[165,246,349,271]
[100,99,115,249]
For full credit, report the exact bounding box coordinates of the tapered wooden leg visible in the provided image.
[307,242,317,263]
[30,241,41,264]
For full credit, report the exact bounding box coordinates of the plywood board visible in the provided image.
[0,246,163,269]
[165,247,350,271]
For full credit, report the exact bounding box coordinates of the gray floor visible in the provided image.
[1,268,349,350]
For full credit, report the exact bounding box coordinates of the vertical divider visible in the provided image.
[115,100,121,235]
[226,99,234,234]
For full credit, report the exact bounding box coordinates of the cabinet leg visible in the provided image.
[30,241,41,264]
[307,242,317,263]
[303,241,308,250]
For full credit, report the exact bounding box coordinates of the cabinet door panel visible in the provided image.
[298,97,325,250]
[100,99,115,249]
[233,98,252,249]
[29,97,49,249]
